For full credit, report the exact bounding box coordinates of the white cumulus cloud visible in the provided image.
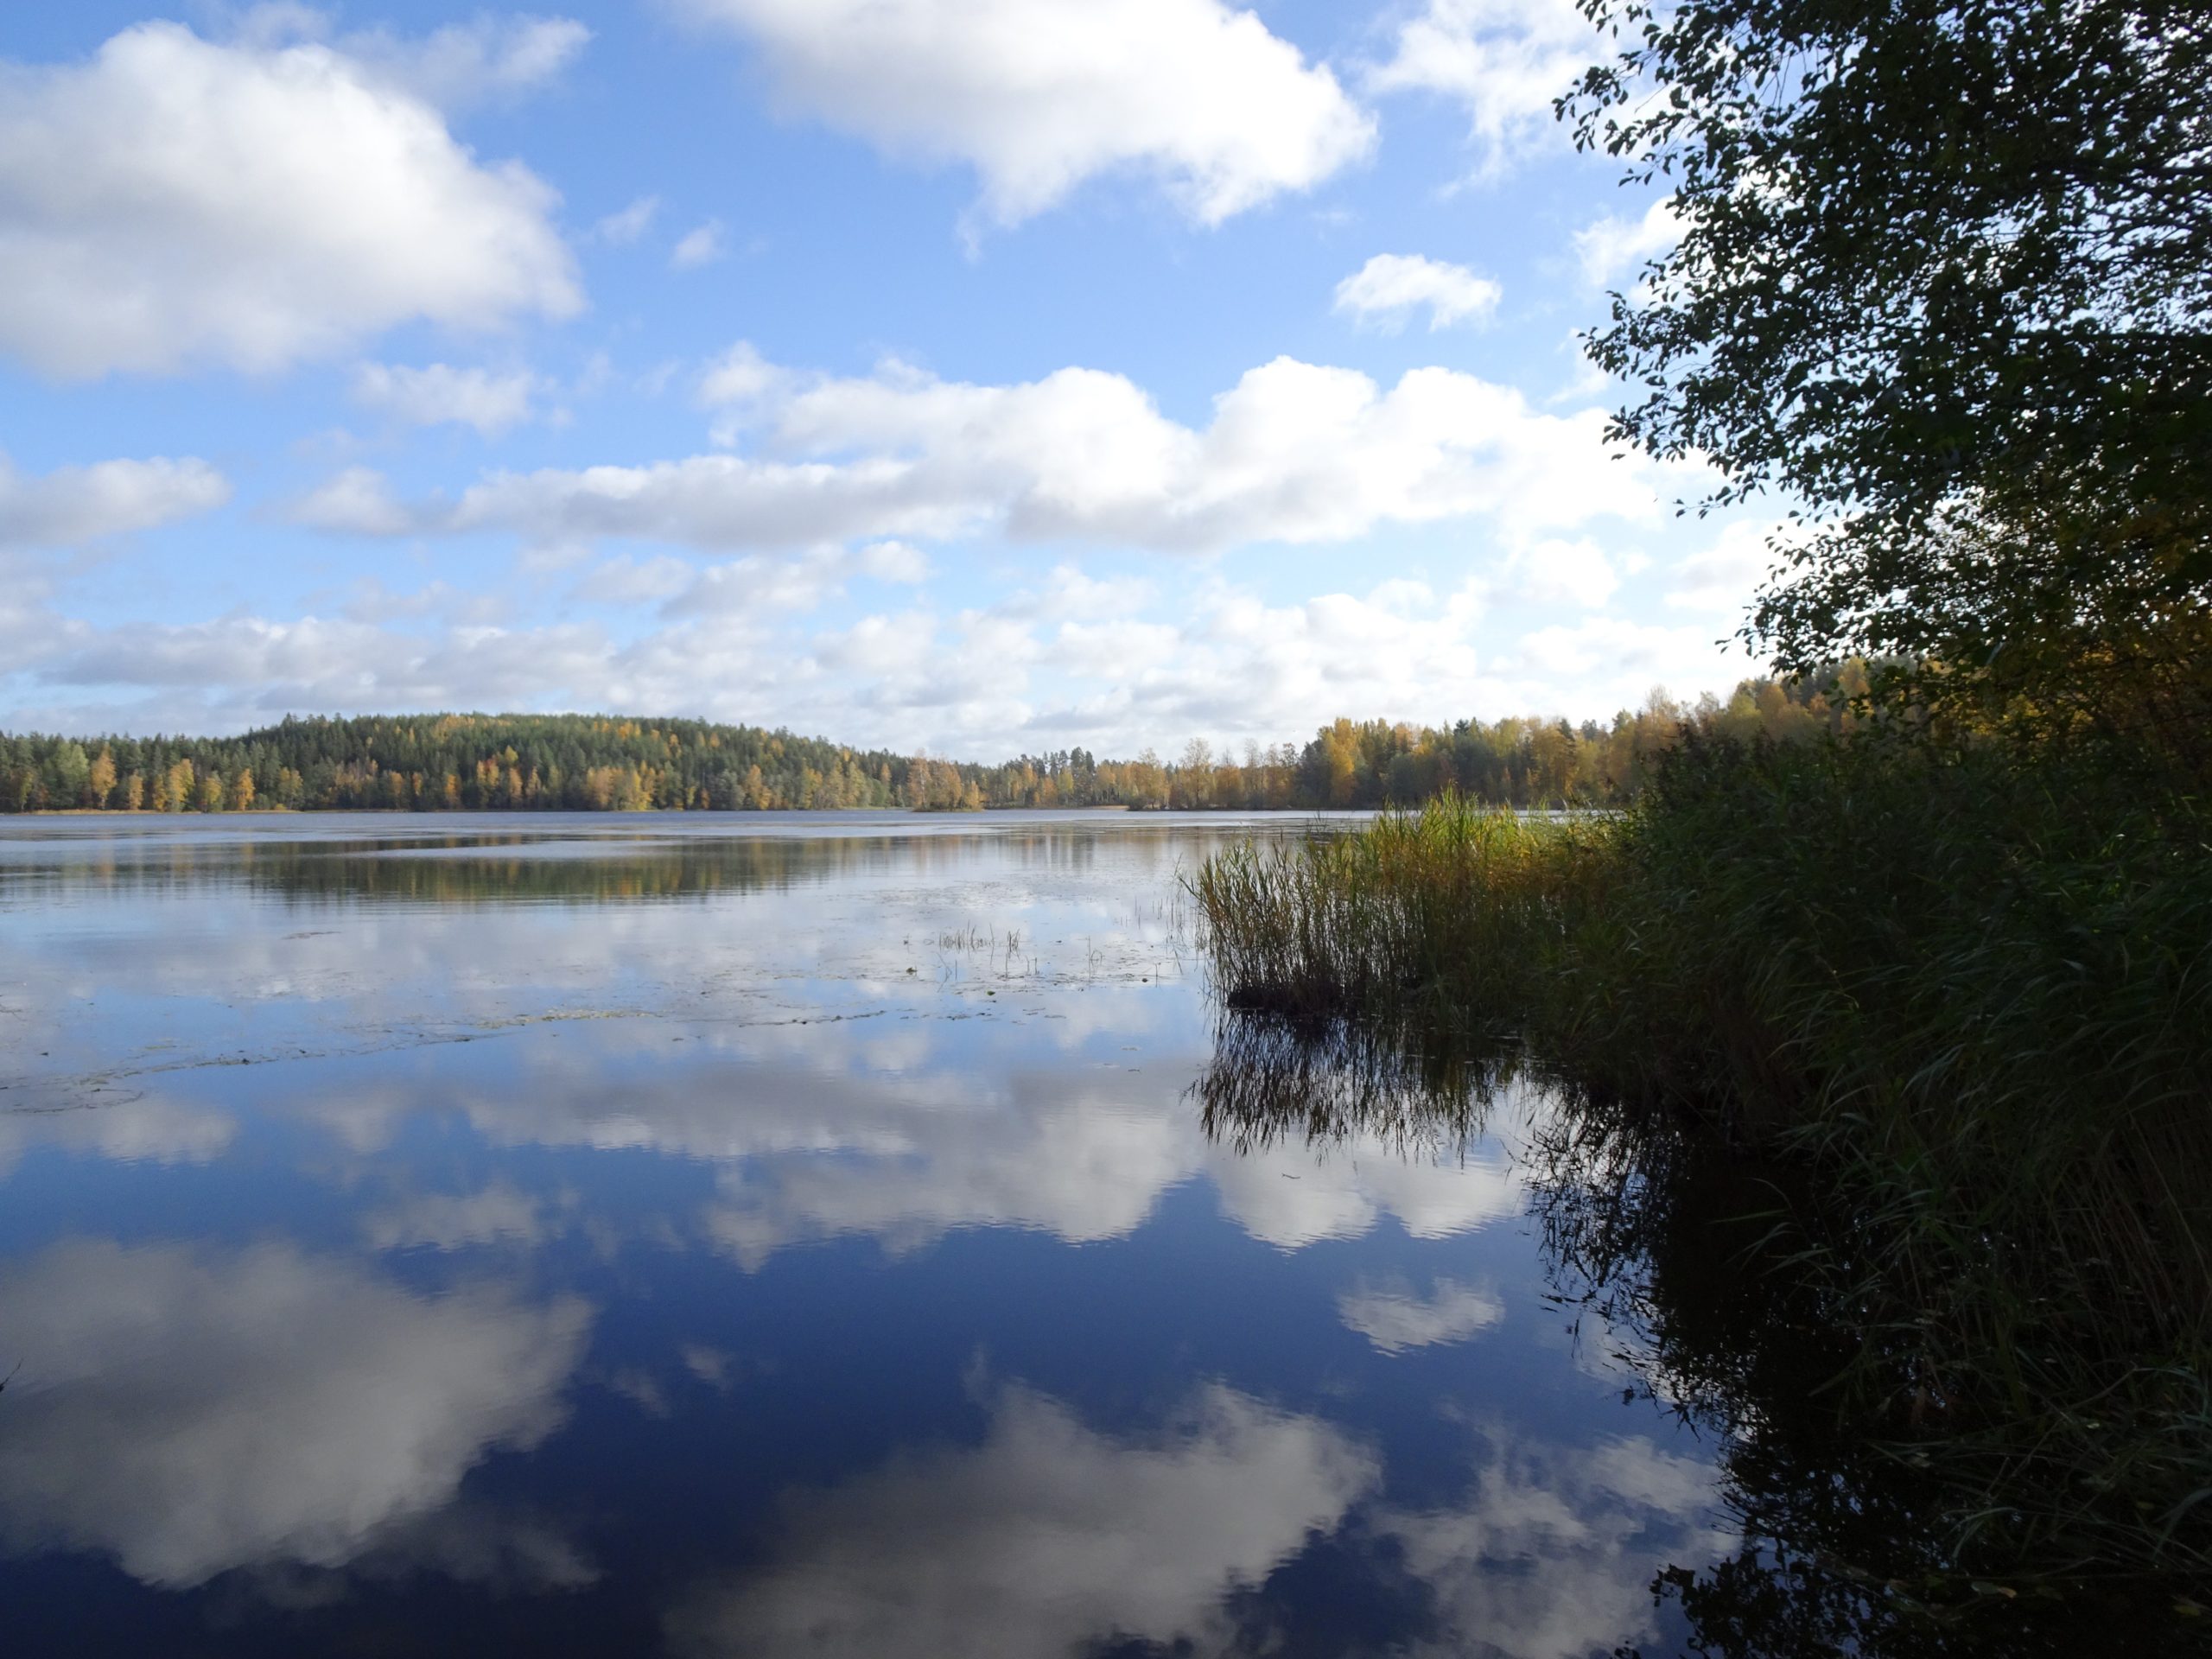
[1665,517,1795,616]
[591,194,660,245]
[12,547,1758,757]
[1334,252,1501,330]
[426,348,1659,554]
[0,454,230,548]
[671,219,730,270]
[1507,535,1620,608]
[289,467,417,536]
[675,0,1376,226]
[330,13,592,111]
[352,362,542,435]
[0,22,580,378]
[663,542,935,617]
[698,340,782,404]
[1364,0,1599,167]
[1513,614,1747,686]
[1574,197,1680,288]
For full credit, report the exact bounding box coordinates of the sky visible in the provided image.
[0,0,1779,758]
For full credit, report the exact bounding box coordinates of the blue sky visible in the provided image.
[0,0,1776,756]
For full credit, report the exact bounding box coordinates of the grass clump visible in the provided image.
[1193,802,1615,1033]
[1191,735,2212,1596]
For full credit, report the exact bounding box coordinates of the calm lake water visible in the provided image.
[0,811,1733,1657]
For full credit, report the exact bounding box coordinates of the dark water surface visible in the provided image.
[0,812,1731,1658]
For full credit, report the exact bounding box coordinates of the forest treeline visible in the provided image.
[0,668,1869,817]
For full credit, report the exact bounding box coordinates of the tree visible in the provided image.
[1566,0,2212,764]
[45,741,90,807]
[1528,722,1578,804]
[1177,739,1215,808]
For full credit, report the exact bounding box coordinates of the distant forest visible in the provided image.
[0,667,1872,815]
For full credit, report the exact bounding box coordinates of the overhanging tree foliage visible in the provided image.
[1565,0,2212,768]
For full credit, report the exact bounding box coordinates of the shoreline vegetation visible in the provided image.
[1190,738,2212,1629]
[1185,0,2212,1625]
[0,670,1859,817]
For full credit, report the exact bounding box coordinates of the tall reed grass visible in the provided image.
[1193,804,1616,1032]
[1190,737,2212,1590]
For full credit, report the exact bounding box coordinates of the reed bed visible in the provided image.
[1192,801,1615,1033]
[1190,739,2212,1592]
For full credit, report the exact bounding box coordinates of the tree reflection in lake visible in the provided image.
[1198,1007,2203,1656]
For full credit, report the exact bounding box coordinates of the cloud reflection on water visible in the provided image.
[1376,1429,1733,1659]
[664,1378,1730,1659]
[666,1381,1378,1659]
[311,1020,1529,1265]
[1336,1274,1507,1354]
[0,1091,237,1174]
[0,819,1732,1656]
[0,1238,591,1589]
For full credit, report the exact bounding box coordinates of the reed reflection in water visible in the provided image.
[1196,1001,2197,1658]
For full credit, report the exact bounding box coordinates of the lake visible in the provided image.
[0,811,1782,1656]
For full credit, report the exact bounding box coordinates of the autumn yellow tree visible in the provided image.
[157,759,194,813]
